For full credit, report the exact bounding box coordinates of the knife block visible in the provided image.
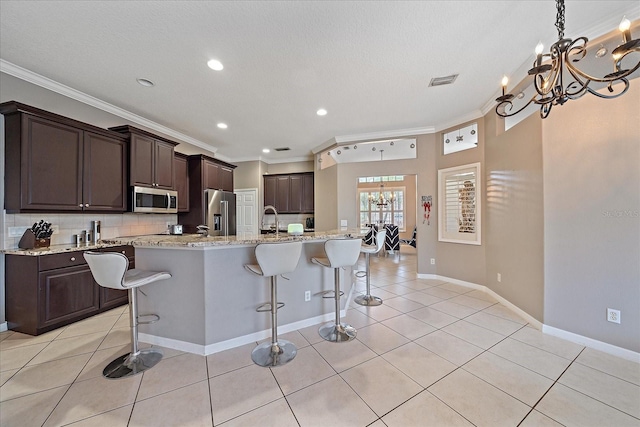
[18,229,51,249]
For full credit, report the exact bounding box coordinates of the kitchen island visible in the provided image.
[101,230,363,355]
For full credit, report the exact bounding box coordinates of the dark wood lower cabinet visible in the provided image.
[5,245,133,335]
[39,265,99,330]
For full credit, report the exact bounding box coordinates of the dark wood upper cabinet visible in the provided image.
[276,176,291,213]
[263,172,314,214]
[174,152,190,212]
[263,176,277,208]
[302,173,315,213]
[83,131,127,211]
[0,102,127,213]
[204,160,220,190]
[219,165,234,192]
[178,154,236,232]
[109,125,178,190]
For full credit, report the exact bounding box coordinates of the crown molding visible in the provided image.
[229,155,314,164]
[0,59,219,154]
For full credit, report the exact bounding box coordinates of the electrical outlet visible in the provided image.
[497,273,502,283]
[8,226,30,237]
[430,258,435,265]
[607,308,621,324]
[304,290,311,302]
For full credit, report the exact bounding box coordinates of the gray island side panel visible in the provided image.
[133,240,355,354]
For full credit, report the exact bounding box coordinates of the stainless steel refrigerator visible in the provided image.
[205,190,237,236]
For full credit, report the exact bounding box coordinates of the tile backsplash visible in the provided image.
[2,213,178,249]
[261,213,314,229]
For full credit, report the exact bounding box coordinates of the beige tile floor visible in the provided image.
[1,247,639,426]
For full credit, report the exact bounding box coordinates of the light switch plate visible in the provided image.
[340,220,348,227]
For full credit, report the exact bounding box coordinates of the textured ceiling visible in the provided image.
[1,1,638,162]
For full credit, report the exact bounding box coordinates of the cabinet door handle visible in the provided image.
[70,257,76,261]
[85,204,90,208]
[79,204,83,207]
[121,251,126,254]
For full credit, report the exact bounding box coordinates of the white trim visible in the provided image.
[139,312,336,356]
[416,273,639,361]
[542,325,640,363]
[438,162,482,245]
[230,155,314,164]
[0,59,218,154]
[0,322,7,333]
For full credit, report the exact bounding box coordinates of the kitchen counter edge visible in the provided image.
[2,242,132,256]
[101,229,364,248]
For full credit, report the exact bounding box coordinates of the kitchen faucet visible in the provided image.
[262,205,279,235]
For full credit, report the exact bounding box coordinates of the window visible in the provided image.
[443,122,478,155]
[359,186,405,231]
[358,175,404,183]
[438,163,481,244]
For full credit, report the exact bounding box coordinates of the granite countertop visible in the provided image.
[101,229,365,248]
[2,242,129,256]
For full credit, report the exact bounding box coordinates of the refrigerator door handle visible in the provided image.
[221,200,229,237]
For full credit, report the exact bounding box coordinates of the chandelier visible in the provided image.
[496,0,640,119]
[368,184,397,225]
[368,184,396,207]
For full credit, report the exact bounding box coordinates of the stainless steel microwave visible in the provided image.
[132,186,178,213]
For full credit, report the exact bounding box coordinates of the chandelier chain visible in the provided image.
[555,0,565,39]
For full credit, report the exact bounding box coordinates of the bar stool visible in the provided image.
[84,251,171,379]
[245,241,303,367]
[355,229,386,306]
[312,238,362,342]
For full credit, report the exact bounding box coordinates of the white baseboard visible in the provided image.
[416,274,639,362]
[543,325,640,363]
[0,322,7,333]
[139,312,336,356]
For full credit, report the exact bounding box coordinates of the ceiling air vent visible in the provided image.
[274,147,291,152]
[429,74,458,87]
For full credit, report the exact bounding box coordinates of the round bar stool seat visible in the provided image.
[311,238,362,342]
[355,229,386,306]
[84,251,171,379]
[245,241,303,367]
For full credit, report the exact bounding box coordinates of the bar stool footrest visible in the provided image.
[256,302,285,312]
[137,313,160,325]
[321,290,344,299]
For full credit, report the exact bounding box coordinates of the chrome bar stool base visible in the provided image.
[319,322,357,342]
[103,348,163,379]
[354,294,383,306]
[251,339,297,367]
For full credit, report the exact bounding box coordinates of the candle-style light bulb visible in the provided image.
[619,17,631,32]
[501,75,509,96]
[619,17,632,43]
[535,42,544,67]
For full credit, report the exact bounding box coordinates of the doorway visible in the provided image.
[235,188,258,238]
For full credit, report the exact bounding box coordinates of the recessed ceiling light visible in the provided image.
[262,148,270,153]
[317,109,327,116]
[207,59,224,71]
[217,123,228,129]
[136,78,154,87]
